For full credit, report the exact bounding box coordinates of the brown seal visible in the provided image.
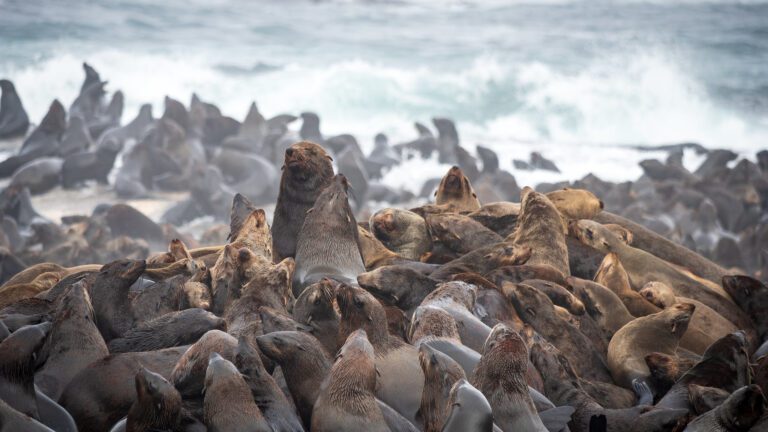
[58,345,188,432]
[227,208,273,261]
[471,323,549,431]
[426,213,502,257]
[684,385,765,431]
[336,283,423,424]
[35,279,109,401]
[311,329,390,432]
[434,165,481,212]
[357,225,403,269]
[272,141,334,262]
[417,343,466,432]
[687,384,730,415]
[357,265,438,315]
[645,352,696,400]
[441,379,495,432]
[419,281,491,353]
[504,282,612,383]
[292,278,339,355]
[0,321,51,420]
[429,242,531,281]
[468,201,520,238]
[204,353,271,432]
[146,238,192,267]
[210,244,241,315]
[722,275,768,341]
[409,305,480,379]
[107,308,226,354]
[569,219,752,334]
[170,330,237,398]
[234,337,304,432]
[369,208,431,261]
[639,281,737,354]
[507,187,570,279]
[545,188,603,220]
[656,332,751,411]
[293,174,365,293]
[593,252,660,317]
[530,338,690,432]
[568,276,634,340]
[90,259,147,341]
[117,368,183,432]
[486,263,567,287]
[256,330,332,425]
[607,303,694,389]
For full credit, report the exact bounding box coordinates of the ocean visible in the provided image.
[1,0,768,192]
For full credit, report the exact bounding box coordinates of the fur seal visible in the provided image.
[170,330,237,398]
[369,208,431,260]
[569,219,750,333]
[0,322,51,420]
[656,332,750,411]
[272,141,334,262]
[109,367,183,432]
[442,379,495,432]
[0,100,65,179]
[722,275,768,340]
[593,253,660,317]
[234,337,304,432]
[108,308,225,354]
[419,281,491,353]
[229,208,273,260]
[639,281,737,353]
[684,384,765,431]
[426,213,503,256]
[293,174,365,293]
[568,276,634,340]
[204,353,271,432]
[292,278,339,355]
[336,283,424,424]
[593,211,730,285]
[507,187,570,279]
[607,303,694,389]
[0,398,54,432]
[417,343,466,432]
[9,157,63,195]
[434,166,481,212]
[409,305,481,378]
[59,345,188,432]
[0,79,30,139]
[256,330,331,425]
[35,279,109,401]
[504,282,612,383]
[358,265,438,315]
[687,384,730,415]
[545,188,603,220]
[311,329,390,432]
[468,201,520,237]
[91,259,146,341]
[472,323,549,431]
[429,242,531,282]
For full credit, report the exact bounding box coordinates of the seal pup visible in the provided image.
[419,281,491,353]
[687,384,730,415]
[272,141,334,262]
[418,343,466,432]
[722,275,768,341]
[108,367,183,432]
[169,330,237,398]
[442,379,495,432]
[234,337,304,432]
[409,305,481,379]
[336,283,424,424]
[293,174,365,294]
[369,208,432,261]
[0,79,30,139]
[507,187,570,279]
[434,166,481,212]
[471,323,550,432]
[35,279,109,401]
[429,242,531,282]
[593,253,660,317]
[229,208,273,260]
[204,353,271,432]
[426,213,503,256]
[607,303,694,390]
[311,329,390,432]
[358,265,438,316]
[684,384,766,431]
[256,330,332,426]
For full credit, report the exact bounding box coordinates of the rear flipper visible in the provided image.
[539,405,575,432]
[632,378,654,406]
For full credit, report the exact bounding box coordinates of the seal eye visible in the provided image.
[585,229,594,240]
[526,307,537,317]
[354,297,365,309]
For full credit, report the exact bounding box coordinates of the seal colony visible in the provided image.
[0,63,767,432]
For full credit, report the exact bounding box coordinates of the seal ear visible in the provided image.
[326,155,333,161]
